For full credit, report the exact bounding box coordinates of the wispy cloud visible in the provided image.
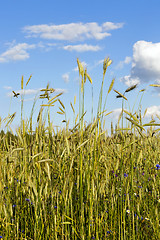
[23,22,124,41]
[116,56,132,69]
[7,89,41,97]
[3,86,12,90]
[0,43,36,63]
[62,73,69,83]
[96,59,104,66]
[37,41,58,52]
[121,41,160,86]
[63,44,101,52]
[7,88,67,97]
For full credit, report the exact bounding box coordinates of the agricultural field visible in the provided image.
[0,58,160,239]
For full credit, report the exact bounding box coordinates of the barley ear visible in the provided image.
[58,99,65,109]
[58,107,65,114]
[57,111,65,115]
[81,78,84,92]
[86,72,92,84]
[26,74,32,87]
[70,102,75,114]
[103,57,112,78]
[77,58,84,78]
[143,108,147,118]
[114,89,127,101]
[149,84,160,87]
[21,75,24,90]
[84,69,87,83]
[139,89,146,92]
[125,84,137,93]
[108,78,115,94]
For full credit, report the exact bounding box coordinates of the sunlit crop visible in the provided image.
[0,58,160,239]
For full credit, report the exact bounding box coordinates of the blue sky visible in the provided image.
[1,0,160,133]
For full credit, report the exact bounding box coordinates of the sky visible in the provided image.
[1,0,160,134]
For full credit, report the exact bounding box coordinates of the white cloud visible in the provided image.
[110,108,123,120]
[102,22,124,31]
[0,43,35,63]
[3,86,12,90]
[54,88,68,93]
[8,89,41,97]
[23,22,124,41]
[121,41,160,86]
[37,42,58,52]
[63,44,101,52]
[124,56,132,64]
[120,75,140,87]
[96,59,104,65]
[116,56,132,69]
[8,88,67,97]
[62,73,69,83]
[145,105,160,118]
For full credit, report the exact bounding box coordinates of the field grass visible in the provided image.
[0,58,160,239]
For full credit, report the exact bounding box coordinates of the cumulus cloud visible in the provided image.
[63,44,101,52]
[145,105,160,118]
[62,73,69,83]
[121,41,160,86]
[0,43,35,63]
[110,108,123,120]
[120,75,140,87]
[23,22,124,41]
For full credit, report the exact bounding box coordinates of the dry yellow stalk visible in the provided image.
[105,111,113,116]
[75,114,78,124]
[126,117,144,130]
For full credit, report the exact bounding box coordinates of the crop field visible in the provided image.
[0,58,160,239]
